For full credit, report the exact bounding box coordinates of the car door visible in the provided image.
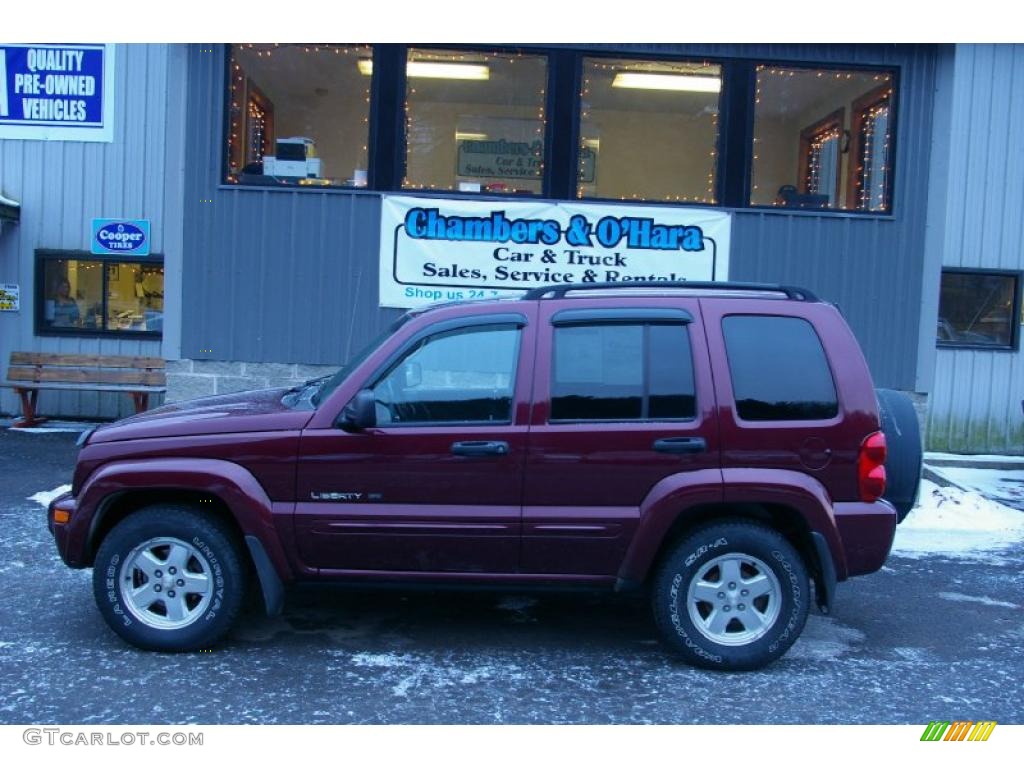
[294,308,536,574]
[522,298,720,576]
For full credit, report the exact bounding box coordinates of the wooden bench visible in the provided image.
[3,352,166,427]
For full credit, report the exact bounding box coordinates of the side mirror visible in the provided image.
[403,361,422,389]
[338,388,377,432]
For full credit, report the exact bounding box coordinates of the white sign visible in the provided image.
[0,283,20,312]
[379,196,731,309]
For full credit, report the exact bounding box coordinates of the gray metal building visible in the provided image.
[0,44,187,418]
[2,43,1022,454]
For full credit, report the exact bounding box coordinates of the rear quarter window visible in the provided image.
[722,315,838,421]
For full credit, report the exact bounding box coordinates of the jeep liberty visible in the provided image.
[47,282,922,670]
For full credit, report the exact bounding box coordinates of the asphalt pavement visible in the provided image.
[1,428,1022,724]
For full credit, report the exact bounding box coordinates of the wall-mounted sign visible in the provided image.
[457,139,543,181]
[91,219,151,256]
[379,195,731,309]
[0,44,115,142]
[0,283,20,312]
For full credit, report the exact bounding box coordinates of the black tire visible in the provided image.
[652,521,810,671]
[876,388,923,523]
[92,505,246,652]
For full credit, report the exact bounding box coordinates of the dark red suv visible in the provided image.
[48,282,921,670]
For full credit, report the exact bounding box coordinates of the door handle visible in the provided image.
[652,437,707,454]
[451,440,510,457]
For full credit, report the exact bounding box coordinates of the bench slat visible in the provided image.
[10,352,165,369]
[7,367,166,386]
[3,381,165,393]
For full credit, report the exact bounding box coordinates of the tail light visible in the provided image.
[858,431,887,502]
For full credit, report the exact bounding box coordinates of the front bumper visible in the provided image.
[833,498,897,578]
[47,491,81,567]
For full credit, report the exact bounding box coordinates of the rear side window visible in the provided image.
[722,315,837,421]
[551,323,695,421]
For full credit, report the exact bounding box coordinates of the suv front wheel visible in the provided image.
[652,521,809,670]
[92,505,246,652]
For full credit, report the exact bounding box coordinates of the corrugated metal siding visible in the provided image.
[928,44,1024,453]
[182,44,937,388]
[0,44,186,420]
[182,46,403,367]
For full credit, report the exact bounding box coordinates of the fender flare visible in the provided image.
[616,468,723,585]
[72,457,294,589]
[615,467,848,586]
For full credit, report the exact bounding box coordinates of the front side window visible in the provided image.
[551,323,696,421]
[372,324,520,424]
[225,44,372,188]
[750,65,895,212]
[722,315,837,421]
[37,252,164,336]
[577,57,721,204]
[937,270,1021,349]
[403,48,547,195]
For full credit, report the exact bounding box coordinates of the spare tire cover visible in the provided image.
[875,388,923,523]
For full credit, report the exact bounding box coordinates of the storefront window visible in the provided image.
[937,270,1021,349]
[577,57,721,204]
[750,65,895,212]
[225,44,372,188]
[403,48,547,195]
[37,253,164,336]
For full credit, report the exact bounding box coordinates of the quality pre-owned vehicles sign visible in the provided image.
[0,44,115,142]
[379,195,731,308]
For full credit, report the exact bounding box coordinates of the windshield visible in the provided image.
[312,315,411,406]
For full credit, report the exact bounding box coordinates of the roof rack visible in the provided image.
[520,281,819,302]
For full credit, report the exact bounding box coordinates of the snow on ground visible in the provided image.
[27,485,72,508]
[927,465,1024,508]
[892,479,1024,560]
[925,451,1024,464]
[938,592,1019,609]
[3,418,96,433]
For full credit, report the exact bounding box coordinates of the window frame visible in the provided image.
[571,51,727,207]
[221,43,378,191]
[217,45,900,218]
[34,249,165,340]
[848,83,895,212]
[400,45,553,198]
[549,319,698,424]
[936,267,1023,352]
[746,60,900,216]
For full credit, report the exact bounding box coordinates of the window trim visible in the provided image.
[34,249,165,340]
[936,267,1023,352]
[217,45,901,218]
[798,107,844,204]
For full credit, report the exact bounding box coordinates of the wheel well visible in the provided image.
[647,502,823,588]
[86,489,247,567]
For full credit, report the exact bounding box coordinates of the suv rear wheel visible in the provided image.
[652,521,809,670]
[92,505,246,652]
